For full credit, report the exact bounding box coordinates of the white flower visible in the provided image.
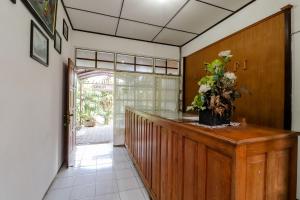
[199,84,211,93]
[224,72,237,80]
[218,50,232,58]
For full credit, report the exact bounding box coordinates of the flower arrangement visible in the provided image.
[187,50,241,125]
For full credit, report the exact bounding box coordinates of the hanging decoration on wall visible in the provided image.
[22,0,58,38]
[54,30,62,54]
[63,19,69,41]
[30,20,49,67]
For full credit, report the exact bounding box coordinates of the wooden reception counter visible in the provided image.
[125,107,298,200]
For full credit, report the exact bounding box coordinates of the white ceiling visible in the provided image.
[64,0,254,46]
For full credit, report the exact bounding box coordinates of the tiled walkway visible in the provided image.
[76,125,113,145]
[44,143,150,200]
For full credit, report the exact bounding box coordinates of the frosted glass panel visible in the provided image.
[117,54,134,64]
[76,59,95,68]
[136,57,153,66]
[155,59,166,67]
[98,52,114,62]
[136,65,153,73]
[167,60,179,68]
[77,49,95,59]
[154,67,166,74]
[97,62,114,70]
[116,64,135,71]
[167,68,179,75]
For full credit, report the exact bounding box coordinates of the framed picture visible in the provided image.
[54,30,62,54]
[63,19,69,41]
[22,0,58,38]
[30,20,49,66]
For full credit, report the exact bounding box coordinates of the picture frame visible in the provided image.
[30,20,49,67]
[54,30,62,54]
[22,0,58,38]
[63,19,69,41]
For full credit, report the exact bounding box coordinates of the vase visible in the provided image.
[198,109,230,126]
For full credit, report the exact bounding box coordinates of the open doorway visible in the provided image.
[75,71,114,146]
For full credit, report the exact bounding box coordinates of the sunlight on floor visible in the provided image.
[43,143,150,200]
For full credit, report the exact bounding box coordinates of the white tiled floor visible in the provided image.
[44,143,150,200]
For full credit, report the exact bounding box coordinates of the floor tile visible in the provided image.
[44,188,72,200]
[95,180,118,196]
[94,193,121,200]
[74,174,96,186]
[51,176,75,190]
[70,184,96,200]
[115,169,135,179]
[117,177,140,192]
[119,189,145,200]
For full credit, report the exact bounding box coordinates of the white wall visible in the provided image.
[0,0,73,200]
[182,0,300,197]
[72,31,180,60]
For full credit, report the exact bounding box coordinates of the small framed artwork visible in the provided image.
[63,19,68,41]
[30,20,49,67]
[54,30,62,54]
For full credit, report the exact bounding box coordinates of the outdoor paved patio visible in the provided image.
[76,125,113,145]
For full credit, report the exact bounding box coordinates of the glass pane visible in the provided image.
[167,60,179,69]
[98,51,114,62]
[167,68,179,75]
[76,59,95,68]
[117,54,134,64]
[136,65,153,73]
[76,49,95,59]
[155,59,166,67]
[136,57,153,66]
[116,64,135,71]
[97,61,114,70]
[154,67,166,74]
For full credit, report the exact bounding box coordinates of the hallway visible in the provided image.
[44,144,149,200]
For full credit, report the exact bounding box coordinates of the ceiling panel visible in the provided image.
[200,0,253,11]
[154,28,196,46]
[67,8,118,35]
[167,0,231,34]
[117,19,162,41]
[64,0,123,17]
[121,0,188,26]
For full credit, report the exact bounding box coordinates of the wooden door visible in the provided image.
[65,58,76,167]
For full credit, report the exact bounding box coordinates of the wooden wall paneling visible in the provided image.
[232,146,247,200]
[146,121,153,186]
[206,149,232,200]
[184,10,289,129]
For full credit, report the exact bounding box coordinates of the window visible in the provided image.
[97,51,114,70]
[76,49,96,68]
[154,59,167,74]
[116,54,135,71]
[167,60,179,75]
[75,48,180,76]
[136,57,153,73]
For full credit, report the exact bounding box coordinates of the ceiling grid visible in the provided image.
[62,0,256,47]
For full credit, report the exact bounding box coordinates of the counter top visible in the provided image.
[127,107,298,145]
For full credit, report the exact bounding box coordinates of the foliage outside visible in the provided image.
[76,77,113,127]
[187,50,241,117]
